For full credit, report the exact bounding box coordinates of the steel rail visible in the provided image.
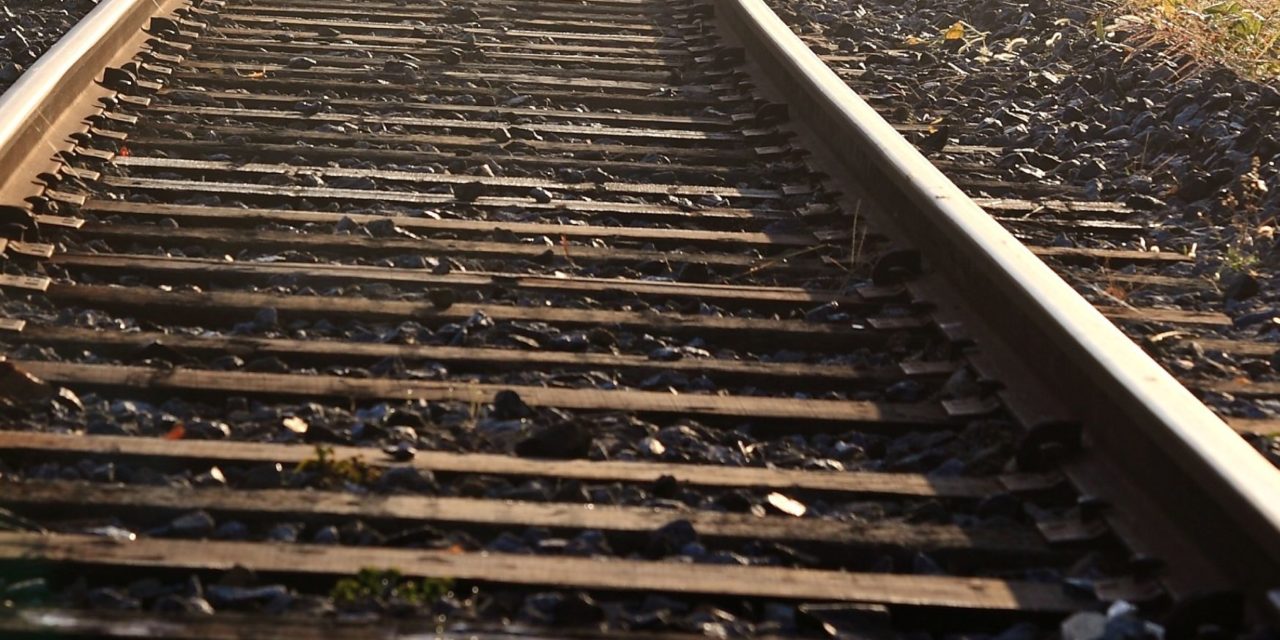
[0,0,183,206]
[714,0,1280,614]
[0,0,1275,626]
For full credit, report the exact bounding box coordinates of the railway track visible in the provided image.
[768,0,1280,439]
[0,0,1276,637]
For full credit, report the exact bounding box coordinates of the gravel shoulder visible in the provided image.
[0,0,100,93]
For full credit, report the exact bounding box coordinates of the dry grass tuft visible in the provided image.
[1118,0,1280,80]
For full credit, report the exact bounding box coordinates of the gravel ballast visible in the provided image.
[0,0,99,94]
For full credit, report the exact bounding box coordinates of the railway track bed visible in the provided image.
[0,0,1275,637]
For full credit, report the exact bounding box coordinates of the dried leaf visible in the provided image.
[282,416,309,435]
[766,492,807,517]
[944,21,965,40]
[1145,330,1193,345]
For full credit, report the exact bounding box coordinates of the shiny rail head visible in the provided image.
[711,0,1280,613]
[0,0,183,206]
